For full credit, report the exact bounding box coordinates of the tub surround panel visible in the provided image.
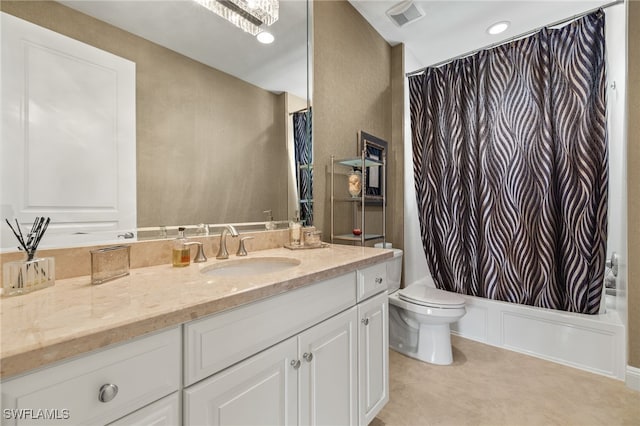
[500,312,619,377]
[451,294,625,379]
[453,302,489,342]
[0,244,392,379]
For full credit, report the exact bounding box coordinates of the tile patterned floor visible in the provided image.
[374,335,640,426]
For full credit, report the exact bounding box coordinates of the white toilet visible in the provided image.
[385,249,466,365]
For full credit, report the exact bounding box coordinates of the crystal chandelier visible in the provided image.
[194,0,279,36]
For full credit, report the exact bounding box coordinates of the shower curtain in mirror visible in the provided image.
[409,11,608,314]
[293,108,313,225]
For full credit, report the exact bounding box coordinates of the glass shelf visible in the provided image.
[333,233,384,242]
[330,141,386,247]
[334,196,384,203]
[336,157,383,168]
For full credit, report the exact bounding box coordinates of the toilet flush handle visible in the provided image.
[375,277,383,284]
[362,318,369,326]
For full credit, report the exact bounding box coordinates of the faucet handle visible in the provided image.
[237,236,255,257]
[185,242,207,263]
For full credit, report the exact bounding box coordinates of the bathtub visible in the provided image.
[450,293,625,379]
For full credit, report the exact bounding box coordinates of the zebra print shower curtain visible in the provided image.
[293,108,313,225]
[409,11,608,314]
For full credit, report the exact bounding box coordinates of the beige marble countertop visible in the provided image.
[0,244,392,380]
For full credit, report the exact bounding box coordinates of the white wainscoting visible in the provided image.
[451,295,625,380]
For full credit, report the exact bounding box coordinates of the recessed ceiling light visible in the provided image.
[487,21,510,35]
[257,31,274,44]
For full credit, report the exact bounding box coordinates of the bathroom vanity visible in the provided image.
[0,245,392,425]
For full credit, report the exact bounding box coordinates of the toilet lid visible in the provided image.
[398,283,465,308]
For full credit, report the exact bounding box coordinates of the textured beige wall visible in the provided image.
[390,44,405,254]
[1,1,287,227]
[313,0,403,248]
[627,0,640,369]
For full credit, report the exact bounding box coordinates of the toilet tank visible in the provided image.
[386,249,403,292]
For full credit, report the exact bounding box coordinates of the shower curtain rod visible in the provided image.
[406,0,624,77]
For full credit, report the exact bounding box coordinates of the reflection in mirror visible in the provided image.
[0,0,312,250]
[289,107,313,226]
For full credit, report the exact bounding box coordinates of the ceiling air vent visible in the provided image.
[386,1,425,28]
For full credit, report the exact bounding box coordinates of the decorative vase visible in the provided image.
[348,170,362,197]
[2,254,55,297]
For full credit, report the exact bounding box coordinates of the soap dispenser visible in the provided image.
[264,210,277,231]
[172,227,190,267]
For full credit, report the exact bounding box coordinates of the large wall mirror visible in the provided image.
[0,0,312,250]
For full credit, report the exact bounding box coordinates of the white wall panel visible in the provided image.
[1,12,136,250]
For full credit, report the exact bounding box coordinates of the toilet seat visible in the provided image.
[398,283,465,309]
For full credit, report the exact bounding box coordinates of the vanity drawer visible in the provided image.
[1,327,181,426]
[184,271,357,386]
[357,262,387,302]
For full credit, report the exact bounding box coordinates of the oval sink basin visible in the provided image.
[200,257,301,277]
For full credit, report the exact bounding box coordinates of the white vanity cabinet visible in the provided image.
[183,262,389,426]
[184,307,358,426]
[184,337,299,425]
[0,257,391,426]
[183,273,359,426]
[357,262,387,302]
[358,291,389,425]
[298,307,358,426]
[183,272,357,386]
[0,327,181,426]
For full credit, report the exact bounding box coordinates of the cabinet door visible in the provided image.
[358,292,389,425]
[298,307,358,426]
[108,392,180,426]
[183,337,298,426]
[1,12,136,247]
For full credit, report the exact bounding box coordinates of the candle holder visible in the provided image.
[3,256,55,296]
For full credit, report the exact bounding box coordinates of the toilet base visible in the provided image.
[388,296,464,366]
[390,323,454,365]
[416,323,454,365]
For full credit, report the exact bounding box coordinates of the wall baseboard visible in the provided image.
[627,366,640,391]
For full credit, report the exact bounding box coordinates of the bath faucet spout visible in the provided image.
[215,225,239,259]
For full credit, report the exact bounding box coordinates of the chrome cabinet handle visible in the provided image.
[362,318,369,326]
[303,352,313,362]
[98,383,119,403]
[290,359,301,370]
[375,277,383,284]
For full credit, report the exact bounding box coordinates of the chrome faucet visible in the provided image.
[215,225,239,259]
[185,242,207,263]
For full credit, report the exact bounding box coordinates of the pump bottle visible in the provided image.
[172,227,190,267]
